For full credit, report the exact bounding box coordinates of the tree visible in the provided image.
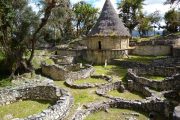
[137,11,161,37]
[164,9,180,33]
[118,0,145,34]
[165,0,180,4]
[148,11,161,35]
[0,0,69,77]
[46,0,74,43]
[73,1,99,37]
[137,13,152,36]
[0,0,39,75]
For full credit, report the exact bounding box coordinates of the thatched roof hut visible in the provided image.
[88,0,130,37]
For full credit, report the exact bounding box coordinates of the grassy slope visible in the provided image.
[85,108,149,120]
[108,90,145,100]
[143,75,165,81]
[0,100,52,119]
[74,77,109,84]
[85,108,164,120]
[94,65,127,81]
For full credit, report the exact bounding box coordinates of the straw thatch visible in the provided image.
[88,0,130,37]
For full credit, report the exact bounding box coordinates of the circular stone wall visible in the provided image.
[127,68,180,91]
[65,75,112,89]
[0,84,73,120]
[96,81,151,100]
[42,63,94,81]
[72,99,168,120]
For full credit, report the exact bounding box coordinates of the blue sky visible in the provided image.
[30,0,174,25]
[70,0,172,16]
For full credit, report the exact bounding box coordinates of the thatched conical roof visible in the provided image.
[88,0,130,37]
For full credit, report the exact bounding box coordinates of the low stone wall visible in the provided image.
[72,99,168,120]
[127,69,180,91]
[127,80,153,97]
[65,75,112,89]
[113,60,179,76]
[96,81,124,96]
[113,57,180,69]
[131,45,171,56]
[0,83,73,120]
[42,64,94,81]
[173,47,180,57]
[173,105,180,120]
[51,55,75,65]
[96,81,152,100]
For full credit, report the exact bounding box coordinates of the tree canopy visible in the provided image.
[118,0,145,34]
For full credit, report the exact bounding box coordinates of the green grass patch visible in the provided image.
[0,76,12,88]
[74,77,108,84]
[143,75,165,81]
[54,81,107,119]
[85,108,149,120]
[0,51,4,61]
[108,90,145,100]
[54,81,106,105]
[119,55,166,64]
[94,65,127,81]
[0,100,52,119]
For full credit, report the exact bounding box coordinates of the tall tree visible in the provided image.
[0,0,39,75]
[118,0,145,34]
[164,9,180,33]
[73,1,99,37]
[46,0,74,43]
[137,13,152,36]
[0,0,69,77]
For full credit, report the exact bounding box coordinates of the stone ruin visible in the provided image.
[65,75,112,89]
[0,79,73,120]
[42,63,94,81]
[0,55,180,120]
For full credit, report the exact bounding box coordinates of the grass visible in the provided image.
[85,108,149,120]
[118,55,166,64]
[74,77,108,84]
[54,81,106,105]
[0,51,4,61]
[0,74,12,88]
[54,81,107,120]
[94,65,127,81]
[108,90,145,100]
[0,100,52,119]
[143,75,165,81]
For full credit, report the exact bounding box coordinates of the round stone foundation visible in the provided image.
[65,75,112,89]
[0,84,73,120]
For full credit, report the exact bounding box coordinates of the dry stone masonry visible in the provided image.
[65,75,112,89]
[42,63,94,81]
[127,68,180,91]
[0,79,73,120]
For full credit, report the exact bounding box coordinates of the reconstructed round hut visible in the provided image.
[85,0,131,64]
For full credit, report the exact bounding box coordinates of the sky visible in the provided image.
[70,0,172,16]
[30,0,173,15]
[29,0,178,26]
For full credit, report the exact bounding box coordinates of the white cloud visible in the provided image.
[29,2,39,12]
[143,2,171,16]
